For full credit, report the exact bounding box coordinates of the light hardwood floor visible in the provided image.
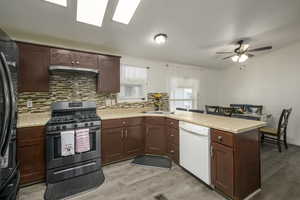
[18,144,300,200]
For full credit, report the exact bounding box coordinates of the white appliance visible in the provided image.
[179,121,211,185]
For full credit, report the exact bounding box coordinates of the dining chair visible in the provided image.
[246,105,263,115]
[205,106,219,115]
[189,109,204,114]
[260,108,292,152]
[218,107,234,117]
[176,107,187,111]
[230,104,246,113]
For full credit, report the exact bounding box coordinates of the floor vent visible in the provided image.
[154,194,168,200]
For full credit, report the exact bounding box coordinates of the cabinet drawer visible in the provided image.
[167,127,179,145]
[145,117,165,125]
[102,119,124,129]
[102,117,144,129]
[167,143,179,163]
[125,117,144,127]
[211,129,234,148]
[166,118,179,129]
[17,126,45,140]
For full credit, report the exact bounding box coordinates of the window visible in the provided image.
[170,88,195,110]
[169,77,199,111]
[119,64,148,101]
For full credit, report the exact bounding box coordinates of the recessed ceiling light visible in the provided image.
[154,34,168,45]
[76,0,109,27]
[113,0,141,24]
[43,0,67,7]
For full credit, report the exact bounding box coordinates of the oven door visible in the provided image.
[46,126,100,170]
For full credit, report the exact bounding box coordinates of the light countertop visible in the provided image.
[17,109,266,134]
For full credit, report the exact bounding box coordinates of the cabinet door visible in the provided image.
[101,127,124,164]
[145,124,166,155]
[18,43,50,92]
[212,142,234,197]
[124,125,144,157]
[73,52,98,68]
[17,126,45,185]
[97,55,120,93]
[50,48,73,66]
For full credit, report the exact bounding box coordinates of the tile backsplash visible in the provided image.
[18,71,169,114]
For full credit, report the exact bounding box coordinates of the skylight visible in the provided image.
[76,0,109,27]
[113,0,141,24]
[43,0,67,7]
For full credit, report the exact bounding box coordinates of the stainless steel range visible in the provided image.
[45,101,104,200]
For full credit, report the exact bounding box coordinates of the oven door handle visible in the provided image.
[0,52,11,155]
[0,52,15,156]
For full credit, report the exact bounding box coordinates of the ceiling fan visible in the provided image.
[216,40,272,63]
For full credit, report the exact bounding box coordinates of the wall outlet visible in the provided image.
[27,100,33,108]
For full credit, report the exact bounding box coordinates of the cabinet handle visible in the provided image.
[121,129,124,139]
[146,128,150,137]
[71,61,75,65]
[170,134,174,137]
[76,61,80,64]
[217,136,223,142]
[170,150,175,154]
[170,122,174,125]
[125,129,128,138]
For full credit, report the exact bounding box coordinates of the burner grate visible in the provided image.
[154,194,168,200]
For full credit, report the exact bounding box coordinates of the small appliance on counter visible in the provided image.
[45,101,104,200]
[0,28,20,200]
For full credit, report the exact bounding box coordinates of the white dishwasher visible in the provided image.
[179,121,211,185]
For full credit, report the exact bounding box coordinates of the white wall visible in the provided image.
[121,56,221,110]
[219,41,300,145]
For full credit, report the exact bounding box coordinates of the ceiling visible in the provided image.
[1,0,300,68]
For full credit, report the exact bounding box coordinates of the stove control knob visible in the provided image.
[74,124,78,128]
[85,123,88,127]
[56,126,61,131]
[62,125,66,130]
[90,122,94,126]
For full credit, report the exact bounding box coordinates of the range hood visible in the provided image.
[49,65,98,74]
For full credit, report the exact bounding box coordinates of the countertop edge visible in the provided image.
[17,112,267,134]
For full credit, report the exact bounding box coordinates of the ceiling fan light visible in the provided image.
[239,54,248,63]
[231,55,239,62]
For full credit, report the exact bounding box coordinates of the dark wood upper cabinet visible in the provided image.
[97,55,120,93]
[50,48,73,66]
[101,127,124,164]
[124,125,144,157]
[212,142,234,197]
[73,52,98,68]
[17,126,45,185]
[145,124,166,155]
[50,48,98,68]
[18,43,50,92]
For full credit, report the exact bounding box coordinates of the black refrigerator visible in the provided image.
[0,28,19,199]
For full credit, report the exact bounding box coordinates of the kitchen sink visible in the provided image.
[143,111,175,114]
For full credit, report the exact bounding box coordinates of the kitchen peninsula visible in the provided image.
[17,110,265,200]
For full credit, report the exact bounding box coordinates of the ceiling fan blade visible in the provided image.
[216,52,234,54]
[222,55,235,60]
[248,46,272,52]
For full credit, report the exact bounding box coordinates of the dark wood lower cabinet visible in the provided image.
[211,129,261,200]
[101,118,145,165]
[212,142,234,197]
[145,124,166,155]
[101,127,124,164]
[125,125,144,157]
[17,126,45,185]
